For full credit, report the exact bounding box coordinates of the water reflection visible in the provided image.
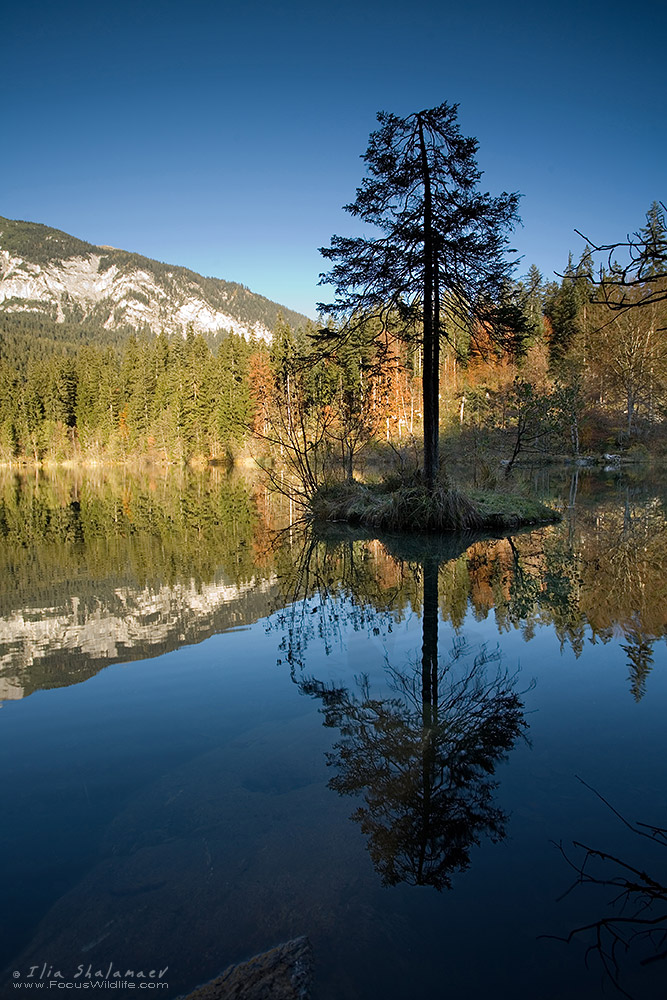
[303,643,525,890]
[276,530,528,889]
[0,468,281,700]
[553,779,667,997]
[273,481,666,702]
[1,469,665,999]
[0,469,664,704]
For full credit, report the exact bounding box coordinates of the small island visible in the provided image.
[310,476,559,532]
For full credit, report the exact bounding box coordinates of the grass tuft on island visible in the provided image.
[309,476,560,533]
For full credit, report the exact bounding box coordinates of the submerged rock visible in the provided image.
[181,937,313,1000]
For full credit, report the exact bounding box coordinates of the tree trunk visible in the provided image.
[421,553,439,722]
[419,552,439,883]
[432,243,441,473]
[627,388,635,436]
[418,116,438,488]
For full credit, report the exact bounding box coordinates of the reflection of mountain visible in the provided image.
[0,572,280,703]
[0,469,285,703]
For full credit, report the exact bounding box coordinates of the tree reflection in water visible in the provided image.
[275,528,529,889]
[552,779,667,999]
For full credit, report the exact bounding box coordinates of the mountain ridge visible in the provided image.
[0,216,308,346]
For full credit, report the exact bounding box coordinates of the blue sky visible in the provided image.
[4,0,665,317]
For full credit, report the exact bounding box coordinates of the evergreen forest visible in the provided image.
[0,203,665,473]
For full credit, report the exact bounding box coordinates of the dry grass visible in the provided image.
[310,475,559,533]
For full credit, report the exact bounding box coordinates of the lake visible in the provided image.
[0,466,665,999]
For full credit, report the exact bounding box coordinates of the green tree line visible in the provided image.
[0,329,256,464]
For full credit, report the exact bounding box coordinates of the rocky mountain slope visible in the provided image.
[0,217,307,343]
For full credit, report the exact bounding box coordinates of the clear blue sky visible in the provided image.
[3,0,665,318]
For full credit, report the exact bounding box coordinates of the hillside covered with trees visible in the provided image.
[0,190,665,472]
[0,216,308,361]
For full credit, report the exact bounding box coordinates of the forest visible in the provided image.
[0,201,665,476]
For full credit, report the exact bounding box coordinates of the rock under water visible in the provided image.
[181,937,313,1000]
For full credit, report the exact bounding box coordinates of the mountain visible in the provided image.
[0,216,308,347]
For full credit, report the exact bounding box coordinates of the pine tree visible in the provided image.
[182,330,214,458]
[524,264,545,337]
[543,252,591,365]
[215,334,252,453]
[319,103,523,486]
[638,201,667,275]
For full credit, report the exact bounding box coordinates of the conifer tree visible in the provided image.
[543,253,592,366]
[524,264,545,337]
[638,201,667,275]
[215,334,252,452]
[319,103,523,486]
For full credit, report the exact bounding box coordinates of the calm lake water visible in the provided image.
[0,467,665,999]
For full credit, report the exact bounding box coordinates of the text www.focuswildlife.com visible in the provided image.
[14,984,168,990]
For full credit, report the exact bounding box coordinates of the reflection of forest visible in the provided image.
[0,469,664,703]
[276,484,666,701]
[0,468,274,605]
[463,494,666,699]
[269,492,665,892]
[0,469,283,700]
